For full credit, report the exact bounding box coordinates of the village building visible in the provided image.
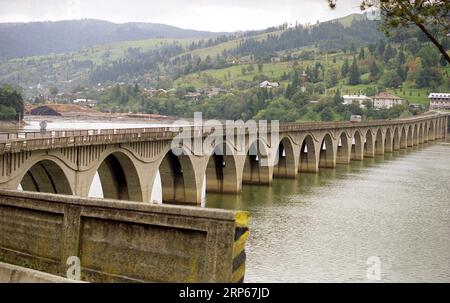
[429,93,450,110]
[259,81,280,89]
[342,94,371,108]
[72,98,98,108]
[372,92,403,109]
[270,56,281,63]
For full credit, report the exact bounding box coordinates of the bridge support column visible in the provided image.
[242,159,274,185]
[273,143,300,179]
[204,153,243,195]
[364,132,375,158]
[319,136,337,169]
[444,117,448,138]
[336,134,352,164]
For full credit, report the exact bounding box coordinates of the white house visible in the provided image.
[429,93,450,110]
[72,98,98,108]
[342,94,371,108]
[259,81,280,89]
[372,92,403,109]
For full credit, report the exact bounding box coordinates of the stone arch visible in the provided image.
[336,131,351,164]
[93,151,143,202]
[393,127,400,150]
[273,136,297,178]
[364,129,375,158]
[319,133,335,168]
[351,130,364,161]
[299,134,318,173]
[158,149,199,204]
[407,125,414,147]
[242,139,272,185]
[19,159,73,195]
[205,142,240,194]
[375,128,384,155]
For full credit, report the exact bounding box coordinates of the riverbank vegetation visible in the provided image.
[0,85,24,121]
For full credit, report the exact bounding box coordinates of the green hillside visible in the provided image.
[0,13,448,122]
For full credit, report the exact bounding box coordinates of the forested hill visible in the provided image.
[227,18,383,58]
[0,19,225,60]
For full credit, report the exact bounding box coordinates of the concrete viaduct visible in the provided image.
[0,114,448,205]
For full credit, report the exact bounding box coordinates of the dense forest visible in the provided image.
[228,18,383,58]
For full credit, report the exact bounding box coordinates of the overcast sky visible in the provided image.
[0,0,362,32]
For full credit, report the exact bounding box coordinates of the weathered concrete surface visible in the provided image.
[0,261,81,283]
[0,190,249,283]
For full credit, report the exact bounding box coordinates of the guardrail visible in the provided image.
[0,114,445,154]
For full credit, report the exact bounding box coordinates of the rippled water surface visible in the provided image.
[207,140,450,282]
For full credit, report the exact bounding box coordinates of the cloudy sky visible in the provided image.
[0,0,362,32]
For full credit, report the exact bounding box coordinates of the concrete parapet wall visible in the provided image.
[0,190,249,283]
[0,261,81,283]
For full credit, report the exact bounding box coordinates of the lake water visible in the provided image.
[12,117,450,282]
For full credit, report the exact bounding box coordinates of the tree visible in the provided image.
[320,107,334,121]
[358,48,365,60]
[379,70,403,88]
[0,85,24,121]
[398,49,406,64]
[341,58,350,77]
[325,67,339,88]
[383,44,396,62]
[368,43,377,54]
[49,86,58,96]
[328,0,450,64]
[333,89,343,106]
[254,97,299,122]
[369,60,381,80]
[348,57,361,85]
[258,63,264,73]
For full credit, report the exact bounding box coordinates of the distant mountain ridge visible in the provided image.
[0,19,226,60]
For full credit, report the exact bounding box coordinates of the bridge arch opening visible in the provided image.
[19,160,72,195]
[319,133,335,168]
[205,144,239,194]
[364,130,374,157]
[384,128,393,153]
[374,129,384,155]
[299,135,317,173]
[273,137,297,178]
[158,149,198,204]
[243,140,271,185]
[93,152,143,202]
[336,132,350,164]
[351,130,363,161]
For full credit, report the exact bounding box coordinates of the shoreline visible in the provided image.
[0,120,27,131]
